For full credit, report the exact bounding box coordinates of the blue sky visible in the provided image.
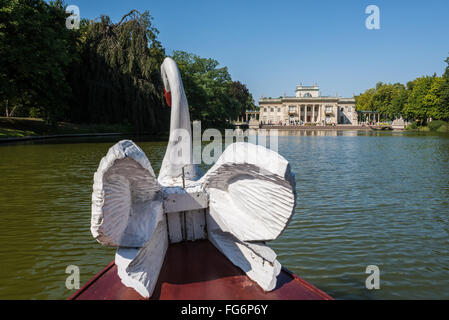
[63,0,449,104]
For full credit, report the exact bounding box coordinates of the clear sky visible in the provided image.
[62,0,449,104]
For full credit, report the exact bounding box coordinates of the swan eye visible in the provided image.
[164,88,172,107]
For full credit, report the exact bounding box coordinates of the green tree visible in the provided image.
[359,82,407,119]
[357,56,449,123]
[436,57,449,121]
[403,75,444,123]
[355,88,375,111]
[227,81,256,118]
[389,83,408,119]
[172,50,247,127]
[371,82,393,116]
[425,77,445,120]
[0,0,75,123]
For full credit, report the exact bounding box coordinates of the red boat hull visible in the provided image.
[69,240,332,300]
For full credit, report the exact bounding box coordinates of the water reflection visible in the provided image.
[273,130,359,136]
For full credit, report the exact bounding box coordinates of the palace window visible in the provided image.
[304,93,312,97]
[278,108,281,112]
[264,108,267,112]
[307,106,311,112]
[270,108,274,112]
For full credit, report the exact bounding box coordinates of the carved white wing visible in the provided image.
[201,142,296,242]
[115,216,168,298]
[91,140,163,247]
[201,142,296,291]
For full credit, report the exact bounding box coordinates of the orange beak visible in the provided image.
[164,88,172,107]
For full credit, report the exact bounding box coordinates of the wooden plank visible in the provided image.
[185,209,207,241]
[168,209,206,243]
[163,191,208,214]
[167,212,183,243]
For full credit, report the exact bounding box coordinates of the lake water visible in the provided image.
[0,130,448,299]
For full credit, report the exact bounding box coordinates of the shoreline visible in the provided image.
[0,132,128,144]
[256,125,399,131]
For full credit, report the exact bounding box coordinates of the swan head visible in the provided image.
[161,57,185,109]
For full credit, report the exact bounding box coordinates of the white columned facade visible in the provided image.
[258,83,357,126]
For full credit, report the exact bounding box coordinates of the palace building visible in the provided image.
[258,83,358,126]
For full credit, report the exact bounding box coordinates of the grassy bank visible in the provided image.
[0,117,134,138]
[406,120,449,133]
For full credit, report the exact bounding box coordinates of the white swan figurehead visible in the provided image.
[158,57,201,186]
[90,57,297,298]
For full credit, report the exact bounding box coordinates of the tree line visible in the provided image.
[0,0,256,133]
[356,58,449,124]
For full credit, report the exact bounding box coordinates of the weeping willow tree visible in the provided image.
[70,10,168,133]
